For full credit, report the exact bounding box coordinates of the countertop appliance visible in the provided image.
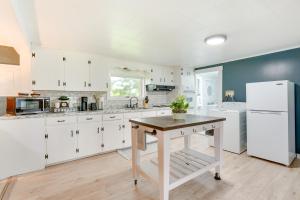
[6,97,50,115]
[208,102,247,154]
[81,97,88,111]
[146,84,175,92]
[246,80,295,166]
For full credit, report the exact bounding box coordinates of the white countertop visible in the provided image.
[0,107,171,120]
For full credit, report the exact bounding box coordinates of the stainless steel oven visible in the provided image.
[6,97,50,115]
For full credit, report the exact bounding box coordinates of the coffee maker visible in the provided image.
[81,97,88,111]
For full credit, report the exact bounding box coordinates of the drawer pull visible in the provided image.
[57,120,65,123]
[180,131,185,136]
[86,117,93,120]
[211,125,216,129]
[109,116,116,119]
[70,130,74,137]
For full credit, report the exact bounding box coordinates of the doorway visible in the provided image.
[195,66,223,114]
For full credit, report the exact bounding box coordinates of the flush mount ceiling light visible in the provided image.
[204,34,227,46]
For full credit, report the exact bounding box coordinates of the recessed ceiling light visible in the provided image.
[204,34,227,46]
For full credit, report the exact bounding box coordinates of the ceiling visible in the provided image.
[11,0,300,67]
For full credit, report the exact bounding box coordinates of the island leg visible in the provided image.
[214,124,223,180]
[158,131,170,200]
[131,124,140,185]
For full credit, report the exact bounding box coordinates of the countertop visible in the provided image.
[0,107,171,120]
[129,114,226,131]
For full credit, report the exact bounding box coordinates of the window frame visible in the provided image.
[108,75,145,100]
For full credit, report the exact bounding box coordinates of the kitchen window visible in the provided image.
[110,76,143,98]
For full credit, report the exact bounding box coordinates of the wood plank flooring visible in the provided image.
[1,135,300,200]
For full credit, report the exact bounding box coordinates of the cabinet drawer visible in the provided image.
[46,116,77,126]
[78,115,102,123]
[103,113,123,121]
[141,111,157,118]
[123,112,142,120]
[156,109,171,116]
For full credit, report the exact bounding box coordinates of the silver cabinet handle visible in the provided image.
[86,117,93,120]
[57,120,65,123]
[84,81,87,87]
[180,131,185,136]
[211,125,216,129]
[71,130,74,137]
[58,80,61,86]
[109,116,116,119]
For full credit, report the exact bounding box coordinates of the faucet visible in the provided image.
[129,97,139,109]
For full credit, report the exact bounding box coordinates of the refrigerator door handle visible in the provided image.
[250,111,282,115]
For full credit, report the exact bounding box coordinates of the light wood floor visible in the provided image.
[1,136,300,200]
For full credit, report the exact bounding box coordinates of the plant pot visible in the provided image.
[172,112,186,120]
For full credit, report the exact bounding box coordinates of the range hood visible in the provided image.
[146,84,175,92]
[0,45,20,65]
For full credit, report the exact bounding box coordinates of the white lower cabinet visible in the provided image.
[123,112,142,148]
[46,116,77,165]
[102,114,123,151]
[77,115,102,158]
[0,118,45,180]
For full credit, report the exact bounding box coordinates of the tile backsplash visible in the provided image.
[0,90,177,114]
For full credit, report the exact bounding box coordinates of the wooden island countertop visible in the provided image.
[129,114,226,131]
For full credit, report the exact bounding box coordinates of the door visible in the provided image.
[31,48,65,91]
[46,124,77,165]
[246,81,289,111]
[123,112,142,148]
[77,121,102,158]
[102,120,123,152]
[247,110,289,164]
[90,57,109,91]
[64,52,90,91]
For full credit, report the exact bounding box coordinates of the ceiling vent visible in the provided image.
[0,45,20,65]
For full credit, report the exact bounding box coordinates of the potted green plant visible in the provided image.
[170,95,189,120]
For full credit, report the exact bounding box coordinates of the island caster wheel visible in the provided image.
[134,179,138,185]
[214,173,221,180]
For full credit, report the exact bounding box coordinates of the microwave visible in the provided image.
[6,97,50,115]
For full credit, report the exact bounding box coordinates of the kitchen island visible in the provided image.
[130,114,226,200]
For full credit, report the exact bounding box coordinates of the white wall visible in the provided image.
[0,0,32,96]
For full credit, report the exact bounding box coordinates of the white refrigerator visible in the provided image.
[246,80,296,166]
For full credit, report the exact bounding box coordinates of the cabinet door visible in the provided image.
[102,121,123,152]
[123,112,142,148]
[64,53,90,91]
[77,122,102,158]
[46,125,77,165]
[164,68,175,85]
[90,58,109,91]
[0,118,45,180]
[31,48,65,90]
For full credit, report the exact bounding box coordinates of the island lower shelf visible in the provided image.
[139,148,220,191]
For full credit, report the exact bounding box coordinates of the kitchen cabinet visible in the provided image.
[123,112,142,148]
[0,118,45,180]
[77,115,102,158]
[180,67,195,91]
[64,52,90,91]
[102,114,123,152]
[31,47,109,92]
[45,116,77,165]
[89,58,110,91]
[156,109,171,116]
[31,47,66,91]
[148,67,175,86]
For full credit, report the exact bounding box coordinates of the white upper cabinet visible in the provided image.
[89,57,109,91]
[147,67,175,85]
[31,47,109,92]
[180,67,195,91]
[31,48,66,90]
[64,52,90,91]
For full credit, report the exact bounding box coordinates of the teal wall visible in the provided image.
[197,47,300,153]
